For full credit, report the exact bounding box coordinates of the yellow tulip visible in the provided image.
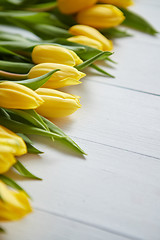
[67,49,83,65]
[0,81,44,109]
[0,126,27,156]
[0,152,16,174]
[68,35,103,50]
[76,4,125,29]
[69,25,113,51]
[35,88,81,118]
[32,45,83,66]
[0,125,27,173]
[98,0,133,8]
[28,63,85,89]
[58,0,98,14]
[0,181,32,221]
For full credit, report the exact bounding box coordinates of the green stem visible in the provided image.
[24,2,58,12]
[0,70,28,80]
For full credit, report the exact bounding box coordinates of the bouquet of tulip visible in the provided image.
[0,0,157,232]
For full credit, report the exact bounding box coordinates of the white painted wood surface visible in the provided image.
[1,1,160,240]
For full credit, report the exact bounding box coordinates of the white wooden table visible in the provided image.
[1,1,160,239]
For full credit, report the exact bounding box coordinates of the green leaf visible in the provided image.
[26,142,43,154]
[0,175,30,197]
[42,116,86,155]
[120,8,158,35]
[91,64,115,78]
[17,133,32,144]
[76,51,112,71]
[0,46,30,61]
[17,133,43,154]
[12,70,59,90]
[0,10,66,28]
[0,227,5,233]
[29,24,72,40]
[6,109,51,142]
[0,40,36,52]
[0,60,34,74]
[0,108,11,119]
[52,7,77,27]
[13,160,42,180]
[0,31,31,42]
[0,0,28,6]
[8,109,48,130]
[25,2,58,12]
[100,27,132,39]
[0,114,62,139]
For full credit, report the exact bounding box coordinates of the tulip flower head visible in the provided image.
[58,0,98,14]
[0,81,44,109]
[0,181,32,221]
[35,88,81,118]
[68,35,103,50]
[32,45,83,66]
[0,126,27,156]
[0,153,16,174]
[69,25,113,51]
[28,63,86,89]
[76,4,125,29]
[0,125,27,173]
[98,0,133,8]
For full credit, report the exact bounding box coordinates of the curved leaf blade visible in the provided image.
[13,160,42,180]
[120,8,158,35]
[0,175,30,198]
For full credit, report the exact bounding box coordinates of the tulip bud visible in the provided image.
[68,35,103,50]
[0,181,32,221]
[58,0,98,14]
[35,88,81,118]
[0,81,44,109]
[69,25,113,51]
[0,152,16,174]
[32,45,83,66]
[0,125,27,173]
[76,4,125,29]
[0,125,27,156]
[98,0,133,8]
[28,63,86,89]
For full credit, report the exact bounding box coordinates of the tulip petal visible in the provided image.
[0,181,32,221]
[76,4,125,29]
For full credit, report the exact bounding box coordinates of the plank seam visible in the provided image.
[70,135,160,161]
[34,207,144,240]
[86,79,160,97]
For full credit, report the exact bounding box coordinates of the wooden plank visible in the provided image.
[1,2,160,240]
[85,37,160,95]
[55,79,160,159]
[8,138,160,240]
[1,210,131,240]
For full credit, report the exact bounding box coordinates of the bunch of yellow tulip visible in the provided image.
[0,125,32,221]
[0,81,44,176]
[0,43,86,226]
[0,0,157,229]
[57,0,132,51]
[0,46,85,223]
[0,81,42,223]
[26,44,86,118]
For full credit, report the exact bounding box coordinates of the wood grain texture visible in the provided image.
[1,210,131,240]
[1,1,160,240]
[3,137,160,240]
[55,80,160,159]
